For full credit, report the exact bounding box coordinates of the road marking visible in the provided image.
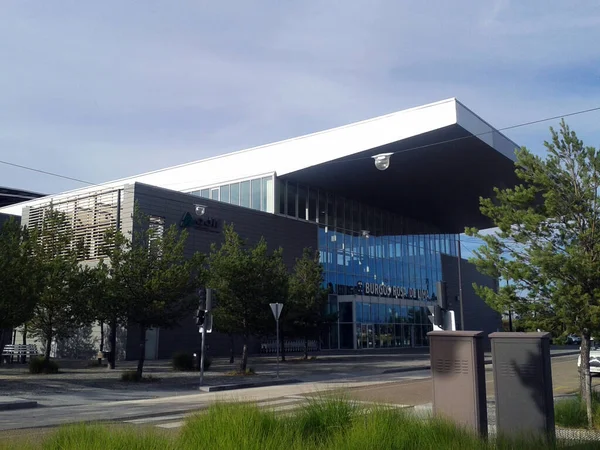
[156,421,185,429]
[124,414,187,424]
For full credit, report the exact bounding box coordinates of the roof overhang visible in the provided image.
[0,98,519,229]
[280,122,519,234]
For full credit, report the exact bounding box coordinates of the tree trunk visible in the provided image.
[0,329,5,365]
[21,325,27,364]
[580,334,594,429]
[229,333,234,364]
[136,325,147,379]
[108,318,117,370]
[280,327,286,362]
[44,332,52,362]
[240,335,248,373]
[99,321,104,353]
[303,334,309,360]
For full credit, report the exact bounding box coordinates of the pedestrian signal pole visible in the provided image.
[197,287,212,386]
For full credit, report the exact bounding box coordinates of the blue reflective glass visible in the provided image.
[356,302,363,322]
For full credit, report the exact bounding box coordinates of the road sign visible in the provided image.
[269,303,284,379]
[270,303,283,321]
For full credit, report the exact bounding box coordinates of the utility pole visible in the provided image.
[457,234,465,331]
[506,279,513,332]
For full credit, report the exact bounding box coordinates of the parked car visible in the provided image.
[567,334,582,345]
[577,341,600,375]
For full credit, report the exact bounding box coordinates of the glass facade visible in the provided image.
[189,174,275,213]
[277,177,459,350]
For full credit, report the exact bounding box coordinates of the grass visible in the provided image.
[555,390,600,430]
[225,367,256,376]
[3,397,600,449]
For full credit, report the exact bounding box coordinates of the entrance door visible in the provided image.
[145,328,159,360]
[402,325,413,347]
[361,324,374,349]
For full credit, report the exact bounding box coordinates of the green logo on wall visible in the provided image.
[179,212,220,233]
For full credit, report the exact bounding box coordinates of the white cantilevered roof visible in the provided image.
[0,98,518,222]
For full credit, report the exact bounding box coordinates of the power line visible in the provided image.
[2,104,600,189]
[0,159,96,187]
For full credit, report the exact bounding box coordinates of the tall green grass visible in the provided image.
[555,391,600,430]
[4,397,600,449]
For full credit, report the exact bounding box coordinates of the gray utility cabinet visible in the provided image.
[489,332,555,440]
[428,330,488,437]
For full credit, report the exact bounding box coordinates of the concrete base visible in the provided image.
[199,378,301,392]
[0,397,38,411]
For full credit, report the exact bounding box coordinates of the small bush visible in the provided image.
[120,370,142,382]
[172,352,194,371]
[28,357,59,374]
[172,351,212,372]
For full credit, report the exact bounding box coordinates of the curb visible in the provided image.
[382,351,580,374]
[199,378,302,393]
[0,398,38,412]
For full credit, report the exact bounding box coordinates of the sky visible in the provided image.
[1,1,600,254]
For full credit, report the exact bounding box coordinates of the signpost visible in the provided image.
[197,287,213,387]
[269,303,283,379]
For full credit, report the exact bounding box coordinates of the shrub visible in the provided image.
[172,351,212,371]
[28,357,59,374]
[120,370,142,382]
[172,352,194,371]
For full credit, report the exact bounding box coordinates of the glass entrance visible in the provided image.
[402,324,413,347]
[359,324,374,349]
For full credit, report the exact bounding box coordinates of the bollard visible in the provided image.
[427,331,488,437]
[489,332,554,441]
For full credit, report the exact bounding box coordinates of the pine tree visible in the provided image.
[467,120,600,428]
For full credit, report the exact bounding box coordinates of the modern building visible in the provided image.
[0,187,45,209]
[0,98,516,357]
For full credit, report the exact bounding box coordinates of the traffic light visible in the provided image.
[196,307,206,326]
[436,281,448,310]
[427,305,444,328]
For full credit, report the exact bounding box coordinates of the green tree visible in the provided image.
[466,120,600,428]
[28,209,94,362]
[0,217,39,359]
[108,206,204,378]
[87,255,127,369]
[288,248,331,359]
[207,224,288,372]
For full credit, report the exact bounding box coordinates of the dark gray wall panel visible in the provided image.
[125,183,317,360]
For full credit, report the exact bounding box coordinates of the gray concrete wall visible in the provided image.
[125,183,318,361]
[441,254,501,348]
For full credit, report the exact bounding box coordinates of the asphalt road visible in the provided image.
[339,355,598,406]
[0,354,591,444]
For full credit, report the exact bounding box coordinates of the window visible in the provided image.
[230,183,240,206]
[200,189,209,198]
[297,185,307,220]
[286,182,297,217]
[318,191,326,224]
[240,181,251,207]
[278,179,286,214]
[210,188,219,201]
[220,185,230,203]
[251,178,261,210]
[308,188,317,222]
[263,176,274,212]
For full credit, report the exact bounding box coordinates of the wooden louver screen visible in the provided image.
[27,188,122,261]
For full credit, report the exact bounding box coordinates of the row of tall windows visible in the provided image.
[189,175,274,213]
